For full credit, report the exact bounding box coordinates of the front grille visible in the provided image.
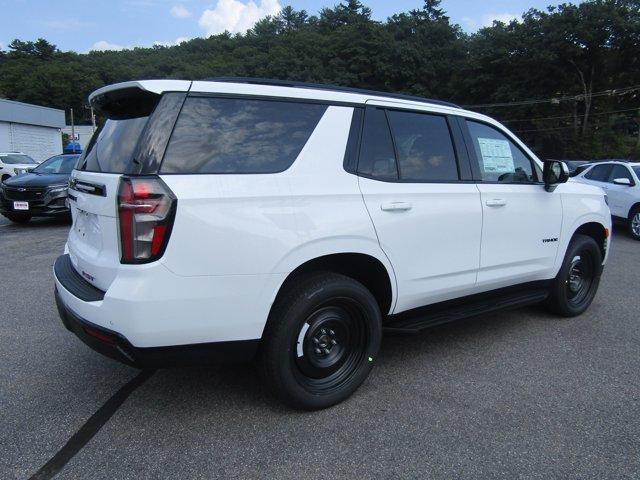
[3,186,47,201]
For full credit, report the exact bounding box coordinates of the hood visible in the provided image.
[3,172,70,188]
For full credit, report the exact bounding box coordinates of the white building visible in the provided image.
[0,98,65,162]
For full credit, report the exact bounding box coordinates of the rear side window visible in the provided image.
[79,117,149,173]
[386,110,459,181]
[585,164,613,181]
[160,97,327,174]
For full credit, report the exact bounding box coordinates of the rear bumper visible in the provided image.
[53,254,261,367]
[55,288,259,368]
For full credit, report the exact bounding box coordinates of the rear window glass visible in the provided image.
[358,108,398,180]
[387,110,459,181]
[160,97,327,174]
[77,117,149,173]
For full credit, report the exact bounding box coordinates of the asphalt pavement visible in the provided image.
[1,216,639,479]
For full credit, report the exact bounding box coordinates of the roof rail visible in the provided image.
[203,77,461,109]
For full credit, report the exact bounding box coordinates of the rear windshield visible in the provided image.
[77,117,149,173]
[0,154,37,165]
[160,97,327,174]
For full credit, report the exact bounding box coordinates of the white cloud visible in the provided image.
[482,12,519,27]
[170,4,191,18]
[199,0,281,36]
[463,12,519,31]
[154,36,192,46]
[90,40,131,51]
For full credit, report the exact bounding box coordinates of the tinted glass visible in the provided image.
[34,155,79,174]
[633,166,640,179]
[357,108,397,180]
[584,164,613,182]
[387,110,458,181]
[161,97,327,174]
[0,154,36,165]
[571,164,591,177]
[78,117,149,173]
[467,121,535,183]
[608,164,633,183]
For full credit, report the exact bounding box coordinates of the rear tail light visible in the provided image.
[117,176,177,264]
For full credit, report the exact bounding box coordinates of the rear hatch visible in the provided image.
[67,83,187,292]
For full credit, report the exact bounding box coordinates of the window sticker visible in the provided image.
[477,138,514,174]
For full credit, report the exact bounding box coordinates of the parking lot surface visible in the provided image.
[1,217,639,479]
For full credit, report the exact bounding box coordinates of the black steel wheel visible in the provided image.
[260,272,382,410]
[547,234,603,317]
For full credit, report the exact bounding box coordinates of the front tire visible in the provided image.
[628,207,640,241]
[547,234,603,317]
[260,272,382,410]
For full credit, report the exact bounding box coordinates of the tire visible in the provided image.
[1,175,10,183]
[628,207,640,241]
[546,234,603,317]
[4,213,32,224]
[259,272,382,410]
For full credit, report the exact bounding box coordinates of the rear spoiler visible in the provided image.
[89,80,191,119]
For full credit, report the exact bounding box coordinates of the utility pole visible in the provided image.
[84,105,96,132]
[70,108,76,153]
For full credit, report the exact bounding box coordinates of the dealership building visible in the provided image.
[0,98,65,162]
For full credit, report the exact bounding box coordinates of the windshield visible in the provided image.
[0,154,37,165]
[33,154,80,174]
[77,117,149,173]
[633,167,640,179]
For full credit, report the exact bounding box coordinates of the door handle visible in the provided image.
[485,198,507,207]
[381,202,413,212]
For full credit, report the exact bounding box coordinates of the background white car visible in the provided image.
[0,152,38,182]
[572,161,640,240]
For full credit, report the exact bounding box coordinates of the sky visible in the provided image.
[0,0,583,53]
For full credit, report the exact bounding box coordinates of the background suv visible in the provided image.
[0,153,80,223]
[0,152,38,182]
[572,161,640,240]
[53,79,611,409]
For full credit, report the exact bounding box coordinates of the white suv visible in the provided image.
[571,161,640,240]
[0,152,38,182]
[53,79,611,409]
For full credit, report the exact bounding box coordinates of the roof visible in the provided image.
[89,78,463,113]
[0,98,65,129]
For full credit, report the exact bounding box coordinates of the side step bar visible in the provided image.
[383,287,550,334]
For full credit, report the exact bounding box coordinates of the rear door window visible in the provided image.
[386,110,459,182]
[160,97,327,174]
[357,108,398,180]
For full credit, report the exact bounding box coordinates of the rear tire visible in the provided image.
[546,234,602,317]
[628,207,640,241]
[259,272,382,410]
[4,213,31,224]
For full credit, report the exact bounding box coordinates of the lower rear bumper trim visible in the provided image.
[55,288,260,368]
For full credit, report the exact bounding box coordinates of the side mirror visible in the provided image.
[543,160,569,192]
[613,177,632,186]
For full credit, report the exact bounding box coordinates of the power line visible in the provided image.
[512,125,578,133]
[463,85,640,109]
[502,107,640,124]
